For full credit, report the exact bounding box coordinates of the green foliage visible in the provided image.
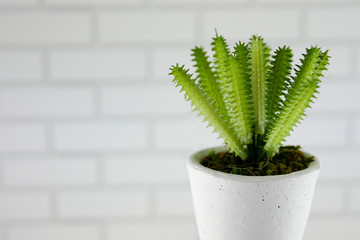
[266,46,293,130]
[192,46,228,118]
[264,47,329,157]
[169,65,248,159]
[169,34,329,162]
[248,36,271,135]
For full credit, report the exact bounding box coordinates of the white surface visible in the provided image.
[99,11,195,42]
[101,85,189,114]
[58,191,148,218]
[107,222,197,240]
[54,122,147,151]
[3,158,97,186]
[0,193,50,220]
[8,225,100,240]
[49,50,145,80]
[0,87,94,117]
[306,9,360,40]
[188,146,319,240]
[202,10,300,41]
[0,124,46,152]
[0,1,359,240]
[0,51,42,81]
[0,13,91,44]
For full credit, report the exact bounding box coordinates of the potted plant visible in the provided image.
[169,34,329,240]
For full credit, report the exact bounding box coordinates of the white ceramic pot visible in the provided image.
[187,146,320,240]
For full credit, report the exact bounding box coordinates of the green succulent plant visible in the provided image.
[169,34,329,163]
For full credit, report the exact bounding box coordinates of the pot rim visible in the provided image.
[188,145,320,182]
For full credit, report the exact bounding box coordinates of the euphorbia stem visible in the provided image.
[255,134,266,163]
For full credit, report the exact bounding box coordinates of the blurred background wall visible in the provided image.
[0,0,358,239]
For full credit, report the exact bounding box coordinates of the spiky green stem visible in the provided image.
[266,46,293,129]
[169,34,329,161]
[212,35,230,87]
[265,47,329,156]
[224,42,254,144]
[249,36,270,135]
[169,65,248,159]
[264,82,319,156]
[192,46,228,118]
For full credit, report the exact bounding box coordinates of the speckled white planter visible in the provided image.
[187,146,320,240]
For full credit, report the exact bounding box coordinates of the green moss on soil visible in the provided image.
[200,146,314,176]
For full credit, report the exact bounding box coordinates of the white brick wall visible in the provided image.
[202,10,300,42]
[0,124,46,152]
[0,51,42,81]
[152,47,194,81]
[284,117,348,147]
[101,84,190,115]
[350,186,360,211]
[312,82,360,111]
[154,118,223,151]
[0,0,39,6]
[0,193,50,220]
[313,151,360,179]
[98,11,196,43]
[3,158,98,186]
[58,191,148,218]
[45,0,144,6]
[304,218,360,240]
[311,184,344,212]
[107,222,197,240]
[53,122,147,152]
[0,87,94,117]
[153,0,245,4]
[155,189,194,216]
[8,224,100,240]
[104,154,189,184]
[0,13,91,44]
[49,49,146,81]
[353,119,360,145]
[306,9,360,40]
[0,1,359,240]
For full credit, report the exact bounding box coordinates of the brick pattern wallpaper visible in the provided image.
[0,0,359,239]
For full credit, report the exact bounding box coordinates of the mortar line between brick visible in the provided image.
[0,111,357,123]
[0,158,5,190]
[194,9,202,43]
[0,182,189,192]
[49,189,58,220]
[143,0,152,8]
[92,83,102,119]
[0,39,358,49]
[309,211,360,220]
[0,77,356,88]
[45,122,55,154]
[2,225,8,240]
[298,9,306,42]
[145,47,154,82]
[147,120,155,153]
[350,44,358,76]
[96,155,106,187]
[147,189,157,219]
[42,49,50,82]
[140,3,350,10]
[90,7,99,45]
[345,118,356,146]
[0,4,356,12]
[99,221,108,240]
[0,216,196,225]
[342,184,352,214]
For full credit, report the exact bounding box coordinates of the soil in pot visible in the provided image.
[201,146,314,176]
